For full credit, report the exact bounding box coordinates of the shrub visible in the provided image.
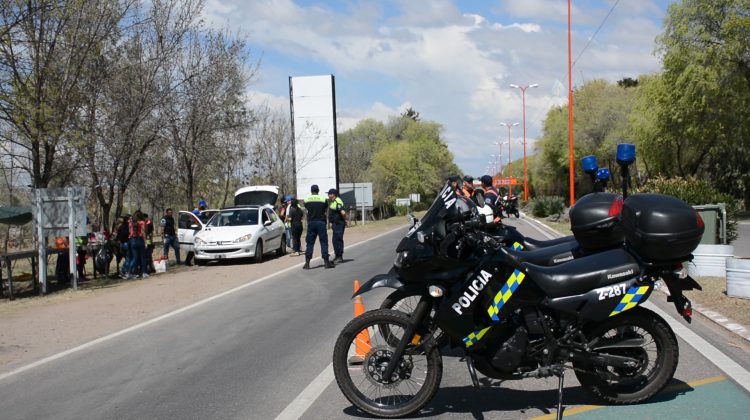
[641,176,741,243]
[531,196,565,218]
[394,205,410,216]
[411,201,429,212]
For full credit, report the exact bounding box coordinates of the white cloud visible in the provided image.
[336,101,402,131]
[245,90,289,113]
[207,0,666,175]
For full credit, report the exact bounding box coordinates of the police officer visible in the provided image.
[480,175,500,210]
[303,184,335,269]
[327,188,347,263]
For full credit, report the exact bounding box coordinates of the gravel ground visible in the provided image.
[686,276,750,327]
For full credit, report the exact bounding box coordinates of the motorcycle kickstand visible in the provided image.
[464,355,480,389]
[555,369,565,420]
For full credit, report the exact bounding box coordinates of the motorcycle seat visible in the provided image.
[521,248,640,298]
[506,241,581,267]
[522,235,576,251]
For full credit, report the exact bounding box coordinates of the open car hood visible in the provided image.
[234,185,279,206]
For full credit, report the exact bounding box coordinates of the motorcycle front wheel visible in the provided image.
[332,309,442,418]
[573,307,678,404]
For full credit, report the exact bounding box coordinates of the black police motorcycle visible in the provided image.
[377,154,624,346]
[332,181,704,418]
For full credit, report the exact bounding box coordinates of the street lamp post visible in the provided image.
[499,122,519,187]
[510,83,538,201]
[493,142,507,176]
[567,0,576,205]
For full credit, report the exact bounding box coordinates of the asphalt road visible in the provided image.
[1,219,749,419]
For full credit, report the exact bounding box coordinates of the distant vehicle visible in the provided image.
[193,186,285,264]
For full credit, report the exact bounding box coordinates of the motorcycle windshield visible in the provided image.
[401,182,457,246]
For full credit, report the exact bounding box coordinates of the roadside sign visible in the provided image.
[493,177,520,186]
[32,187,88,294]
[395,198,411,207]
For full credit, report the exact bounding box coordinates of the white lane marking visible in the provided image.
[645,302,750,394]
[0,225,406,383]
[274,364,334,420]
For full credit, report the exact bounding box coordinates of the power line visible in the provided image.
[573,0,621,67]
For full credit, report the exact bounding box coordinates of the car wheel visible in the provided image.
[254,240,263,263]
[276,235,287,256]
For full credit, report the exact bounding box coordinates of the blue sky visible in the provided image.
[204,0,672,177]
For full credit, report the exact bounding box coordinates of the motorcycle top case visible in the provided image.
[621,193,704,263]
[569,192,624,251]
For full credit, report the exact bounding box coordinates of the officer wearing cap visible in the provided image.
[327,188,347,263]
[303,184,335,269]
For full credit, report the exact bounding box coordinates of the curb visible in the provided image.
[689,299,750,343]
[521,214,750,344]
[655,286,750,343]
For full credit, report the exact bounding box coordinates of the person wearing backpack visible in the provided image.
[114,216,131,277]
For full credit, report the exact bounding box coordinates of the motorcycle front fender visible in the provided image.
[353,273,420,298]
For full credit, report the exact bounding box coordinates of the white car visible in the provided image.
[193,186,286,264]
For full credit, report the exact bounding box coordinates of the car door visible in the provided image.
[178,211,203,253]
[261,208,282,249]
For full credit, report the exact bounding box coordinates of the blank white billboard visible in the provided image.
[289,75,338,199]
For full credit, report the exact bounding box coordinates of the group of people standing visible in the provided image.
[113,211,154,279]
[278,185,347,270]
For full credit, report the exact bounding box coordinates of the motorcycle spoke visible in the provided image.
[342,318,432,408]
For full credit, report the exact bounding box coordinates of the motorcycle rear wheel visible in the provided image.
[380,290,448,348]
[573,307,678,404]
[333,309,442,418]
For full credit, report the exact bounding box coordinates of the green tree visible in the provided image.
[369,134,458,212]
[534,80,635,199]
[337,118,386,182]
[652,0,750,206]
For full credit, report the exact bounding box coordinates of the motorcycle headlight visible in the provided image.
[194,237,206,245]
[394,250,408,268]
[234,233,253,243]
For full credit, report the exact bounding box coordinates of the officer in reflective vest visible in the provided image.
[327,188,347,264]
[303,184,335,269]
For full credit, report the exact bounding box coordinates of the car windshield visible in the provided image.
[207,209,259,227]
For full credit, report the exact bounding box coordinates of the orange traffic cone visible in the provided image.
[351,279,371,364]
